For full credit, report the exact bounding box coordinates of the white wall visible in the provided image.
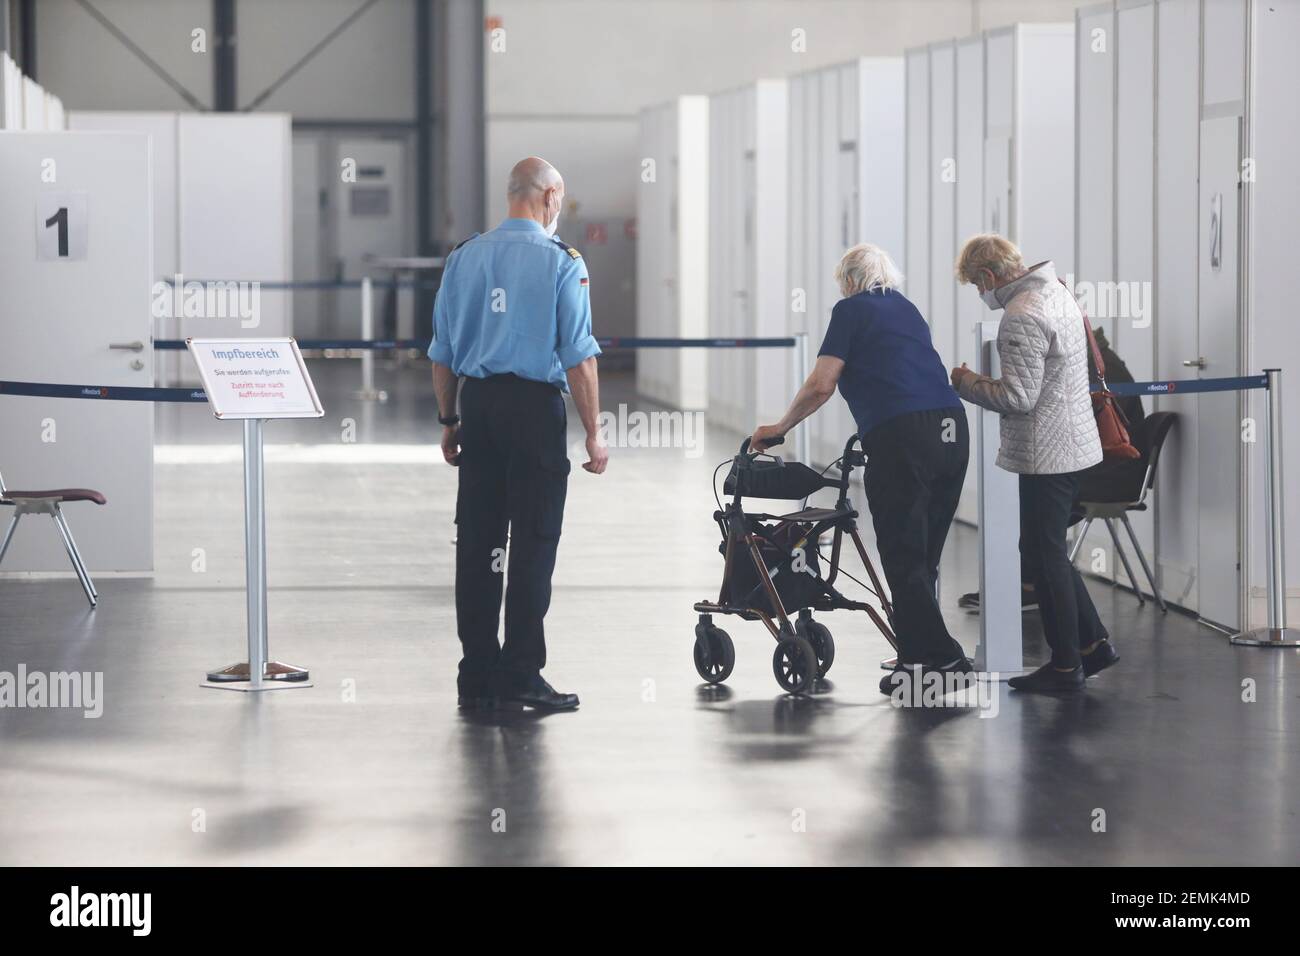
[1246,0,1300,625]
[486,0,1096,224]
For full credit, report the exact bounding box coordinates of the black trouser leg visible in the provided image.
[864,408,969,666]
[1019,473,1108,668]
[499,416,568,691]
[455,383,509,697]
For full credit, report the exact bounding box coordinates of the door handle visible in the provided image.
[1209,193,1222,271]
[109,341,145,352]
[1182,357,1208,369]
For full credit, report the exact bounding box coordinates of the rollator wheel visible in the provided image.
[797,621,835,678]
[693,624,735,684]
[772,637,818,695]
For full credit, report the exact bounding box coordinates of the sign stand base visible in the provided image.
[1230,627,1300,647]
[206,660,310,682]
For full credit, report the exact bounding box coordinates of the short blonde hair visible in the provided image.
[955,234,1025,285]
[835,243,904,297]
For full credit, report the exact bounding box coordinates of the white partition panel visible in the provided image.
[1153,0,1203,611]
[954,37,985,525]
[1113,1,1157,574]
[904,49,930,318]
[707,81,787,437]
[927,42,957,371]
[178,114,293,348]
[636,96,708,411]
[1013,24,1076,276]
[909,24,1074,527]
[0,132,154,571]
[789,57,904,466]
[1246,0,1300,627]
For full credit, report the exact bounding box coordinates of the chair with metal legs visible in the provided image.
[1067,412,1178,613]
[0,469,107,608]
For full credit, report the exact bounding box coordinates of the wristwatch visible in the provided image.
[439,414,461,427]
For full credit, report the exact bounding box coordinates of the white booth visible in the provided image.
[906,23,1075,522]
[788,57,905,467]
[0,131,154,572]
[68,111,293,386]
[1075,0,1300,633]
[706,79,788,436]
[635,96,709,411]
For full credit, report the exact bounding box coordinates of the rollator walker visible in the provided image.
[693,434,898,695]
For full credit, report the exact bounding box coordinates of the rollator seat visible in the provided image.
[1,488,107,505]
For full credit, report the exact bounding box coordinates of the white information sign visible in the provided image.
[187,338,324,419]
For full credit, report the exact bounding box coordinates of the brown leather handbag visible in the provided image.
[1083,315,1141,460]
[1059,278,1141,460]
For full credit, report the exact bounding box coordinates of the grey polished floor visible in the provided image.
[2,360,1298,865]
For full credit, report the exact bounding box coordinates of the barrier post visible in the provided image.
[1231,368,1298,646]
[792,332,810,466]
[356,276,388,402]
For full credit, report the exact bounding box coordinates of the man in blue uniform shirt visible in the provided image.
[430,157,607,712]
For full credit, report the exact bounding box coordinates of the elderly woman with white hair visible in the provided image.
[751,243,970,694]
[950,234,1114,694]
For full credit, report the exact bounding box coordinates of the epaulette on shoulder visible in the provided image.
[451,233,480,253]
[551,236,582,260]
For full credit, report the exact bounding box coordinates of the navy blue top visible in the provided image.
[817,288,962,436]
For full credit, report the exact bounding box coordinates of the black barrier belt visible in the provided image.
[153,336,799,351]
[157,278,442,290]
[0,380,209,403]
[3,372,1266,406]
[1097,374,1268,396]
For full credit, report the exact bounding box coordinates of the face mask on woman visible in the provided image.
[980,286,1002,310]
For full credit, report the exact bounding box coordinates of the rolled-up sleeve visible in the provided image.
[427,266,455,367]
[555,257,601,370]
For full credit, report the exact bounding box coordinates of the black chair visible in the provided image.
[1067,411,1178,612]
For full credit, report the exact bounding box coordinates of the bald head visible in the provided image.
[506,156,565,230]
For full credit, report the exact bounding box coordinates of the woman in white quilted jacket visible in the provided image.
[950,234,1119,693]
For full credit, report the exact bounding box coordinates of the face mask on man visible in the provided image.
[544,192,562,237]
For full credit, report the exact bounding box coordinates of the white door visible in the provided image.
[0,132,154,572]
[334,137,409,340]
[1195,115,1243,629]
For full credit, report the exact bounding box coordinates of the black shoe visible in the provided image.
[961,589,1039,613]
[502,676,579,711]
[1081,639,1120,677]
[457,695,498,711]
[1008,662,1085,693]
[879,656,974,696]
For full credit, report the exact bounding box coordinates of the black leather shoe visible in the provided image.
[502,676,579,711]
[457,695,498,711]
[1081,639,1120,677]
[1008,662,1085,693]
[879,656,975,696]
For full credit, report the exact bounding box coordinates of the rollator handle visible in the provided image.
[740,434,784,456]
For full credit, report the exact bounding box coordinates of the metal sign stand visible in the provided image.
[1231,368,1298,646]
[204,418,311,691]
